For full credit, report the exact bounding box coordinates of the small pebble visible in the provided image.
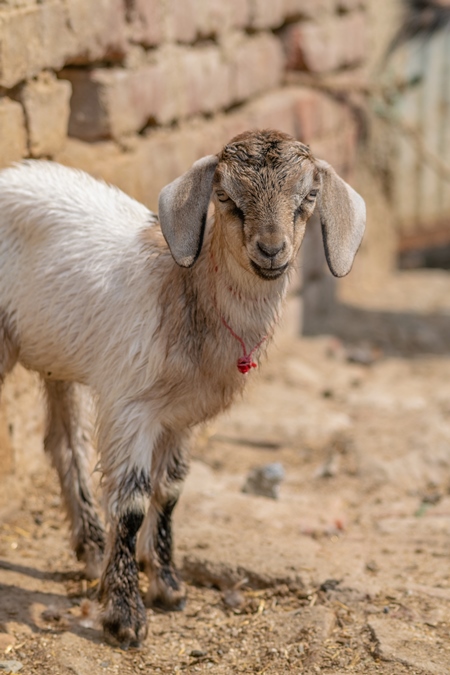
[345,345,380,366]
[190,650,206,658]
[222,589,245,610]
[319,579,341,593]
[242,463,285,499]
[41,606,63,622]
[0,661,23,673]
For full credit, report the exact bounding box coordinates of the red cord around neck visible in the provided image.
[210,249,267,374]
[221,316,267,374]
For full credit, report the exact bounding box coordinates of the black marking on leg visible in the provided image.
[152,497,185,608]
[122,509,145,549]
[156,498,177,570]
[141,430,189,610]
[75,518,105,560]
[76,481,106,559]
[166,453,190,483]
[119,468,152,501]
[100,506,147,648]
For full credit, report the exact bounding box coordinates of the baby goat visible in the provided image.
[0,130,365,647]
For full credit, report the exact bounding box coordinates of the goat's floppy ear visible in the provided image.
[158,155,219,267]
[316,160,366,278]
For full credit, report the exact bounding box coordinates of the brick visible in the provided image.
[0,0,127,89]
[64,43,232,141]
[56,115,240,211]
[56,128,206,210]
[126,0,164,46]
[308,119,358,178]
[55,137,142,199]
[178,46,232,117]
[250,0,285,29]
[192,118,228,157]
[196,0,251,34]
[339,11,368,68]
[0,3,68,88]
[64,61,179,140]
[151,47,189,124]
[221,109,255,144]
[64,0,127,64]
[292,89,323,142]
[135,121,233,207]
[136,128,204,207]
[61,69,109,142]
[244,87,354,147]
[281,21,336,72]
[0,97,27,169]
[20,73,71,157]
[283,0,334,18]
[247,89,298,137]
[227,0,252,30]
[226,33,285,104]
[281,11,367,73]
[166,0,197,43]
[166,0,253,42]
[292,88,354,144]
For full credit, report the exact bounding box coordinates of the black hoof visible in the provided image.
[149,594,187,612]
[101,595,148,649]
[103,618,148,650]
[145,575,187,612]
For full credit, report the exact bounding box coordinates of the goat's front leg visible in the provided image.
[137,429,190,610]
[97,407,157,648]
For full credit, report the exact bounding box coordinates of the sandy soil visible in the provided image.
[1,270,450,675]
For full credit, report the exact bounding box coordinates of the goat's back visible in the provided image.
[0,161,163,389]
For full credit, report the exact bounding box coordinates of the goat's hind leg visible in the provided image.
[137,429,190,611]
[0,312,19,385]
[0,312,19,474]
[44,380,105,579]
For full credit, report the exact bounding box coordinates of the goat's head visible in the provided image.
[158,130,365,278]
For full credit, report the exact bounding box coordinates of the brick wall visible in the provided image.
[0,0,368,482]
[0,0,367,206]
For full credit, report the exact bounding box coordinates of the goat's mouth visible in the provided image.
[250,260,289,280]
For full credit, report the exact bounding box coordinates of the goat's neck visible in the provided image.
[195,223,289,349]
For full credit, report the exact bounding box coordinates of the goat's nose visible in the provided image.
[257,241,286,259]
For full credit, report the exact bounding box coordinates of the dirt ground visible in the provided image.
[1,269,450,675]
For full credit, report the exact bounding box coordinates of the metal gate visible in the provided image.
[387,23,450,253]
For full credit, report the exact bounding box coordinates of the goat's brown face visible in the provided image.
[213,131,319,280]
[158,129,365,278]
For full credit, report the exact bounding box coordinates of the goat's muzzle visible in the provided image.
[250,259,289,280]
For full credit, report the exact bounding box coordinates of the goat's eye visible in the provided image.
[305,189,318,202]
[216,190,230,202]
[215,190,244,222]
